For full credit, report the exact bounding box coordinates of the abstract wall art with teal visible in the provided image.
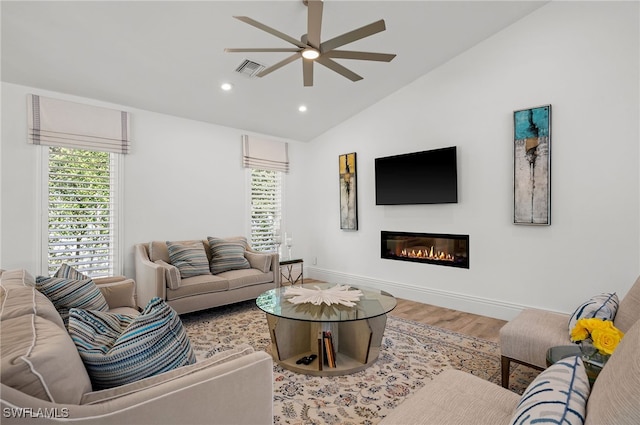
[513,105,551,225]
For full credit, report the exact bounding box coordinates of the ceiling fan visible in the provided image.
[224,0,396,87]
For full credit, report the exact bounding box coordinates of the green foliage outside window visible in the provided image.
[47,146,114,276]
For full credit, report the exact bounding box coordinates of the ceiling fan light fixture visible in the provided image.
[225,2,395,86]
[302,48,320,60]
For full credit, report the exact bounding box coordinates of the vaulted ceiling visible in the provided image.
[1,1,547,142]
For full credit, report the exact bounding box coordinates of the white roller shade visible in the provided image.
[242,134,289,173]
[27,94,130,154]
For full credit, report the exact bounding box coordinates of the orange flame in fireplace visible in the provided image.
[400,247,455,262]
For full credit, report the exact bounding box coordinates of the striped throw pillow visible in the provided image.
[207,237,251,274]
[68,297,196,390]
[166,241,211,278]
[35,276,109,326]
[54,263,88,280]
[510,356,590,425]
[568,292,619,335]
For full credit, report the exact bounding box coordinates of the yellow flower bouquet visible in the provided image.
[570,317,625,357]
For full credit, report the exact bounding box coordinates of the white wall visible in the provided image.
[0,83,307,278]
[297,1,640,319]
[2,2,638,321]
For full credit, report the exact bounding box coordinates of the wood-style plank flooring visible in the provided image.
[390,298,507,343]
[302,279,507,343]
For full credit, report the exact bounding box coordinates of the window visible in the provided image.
[43,146,122,277]
[249,168,283,252]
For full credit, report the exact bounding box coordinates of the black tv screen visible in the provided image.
[375,146,458,205]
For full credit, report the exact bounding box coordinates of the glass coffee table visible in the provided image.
[256,283,396,376]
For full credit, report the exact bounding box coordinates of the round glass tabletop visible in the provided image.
[256,283,396,322]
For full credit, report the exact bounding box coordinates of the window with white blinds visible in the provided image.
[44,146,121,277]
[250,168,283,252]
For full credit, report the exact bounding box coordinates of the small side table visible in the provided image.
[279,258,303,286]
[546,345,603,385]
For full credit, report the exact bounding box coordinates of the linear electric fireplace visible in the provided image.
[381,231,469,269]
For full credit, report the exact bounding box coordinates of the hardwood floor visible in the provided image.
[390,298,507,343]
[302,279,507,343]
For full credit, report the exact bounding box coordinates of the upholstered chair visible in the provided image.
[499,275,640,388]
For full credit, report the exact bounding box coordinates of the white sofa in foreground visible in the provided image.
[0,269,274,425]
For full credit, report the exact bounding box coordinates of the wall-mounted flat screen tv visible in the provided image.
[375,146,458,205]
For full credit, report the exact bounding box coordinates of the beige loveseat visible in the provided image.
[0,269,274,425]
[134,237,280,314]
[380,316,640,425]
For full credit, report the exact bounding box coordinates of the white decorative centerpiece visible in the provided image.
[284,284,363,307]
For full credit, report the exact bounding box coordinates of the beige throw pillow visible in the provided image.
[245,251,272,273]
[155,260,181,290]
[0,314,92,404]
[97,279,137,309]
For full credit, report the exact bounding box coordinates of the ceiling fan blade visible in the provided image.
[303,59,314,87]
[307,0,323,49]
[225,48,302,53]
[324,50,396,62]
[320,19,386,53]
[233,16,307,49]
[256,53,302,78]
[316,57,363,82]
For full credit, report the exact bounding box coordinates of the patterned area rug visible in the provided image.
[181,300,537,425]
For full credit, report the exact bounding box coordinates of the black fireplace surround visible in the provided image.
[381,231,469,269]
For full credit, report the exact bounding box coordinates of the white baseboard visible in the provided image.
[305,266,532,321]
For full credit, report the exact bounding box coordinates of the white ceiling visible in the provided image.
[1,1,547,142]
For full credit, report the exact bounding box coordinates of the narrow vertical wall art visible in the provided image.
[339,152,358,230]
[513,105,551,225]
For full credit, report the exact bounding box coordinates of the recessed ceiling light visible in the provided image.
[298,105,308,112]
[220,83,233,91]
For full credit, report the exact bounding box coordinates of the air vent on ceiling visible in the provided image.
[234,59,266,78]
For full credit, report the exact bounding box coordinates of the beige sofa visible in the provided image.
[380,316,640,425]
[0,269,274,425]
[134,237,280,314]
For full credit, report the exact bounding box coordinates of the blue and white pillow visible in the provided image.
[35,275,109,326]
[510,356,590,425]
[69,297,196,390]
[568,292,619,334]
[166,241,211,278]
